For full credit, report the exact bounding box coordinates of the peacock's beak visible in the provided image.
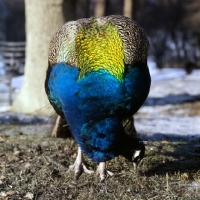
[132,150,141,162]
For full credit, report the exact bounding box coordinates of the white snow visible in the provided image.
[0,75,24,112]
[11,75,24,90]
[135,115,200,136]
[148,63,200,97]
[136,61,200,140]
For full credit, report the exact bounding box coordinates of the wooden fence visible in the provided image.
[0,41,25,105]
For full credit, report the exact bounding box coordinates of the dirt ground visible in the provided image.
[0,102,200,199]
[164,101,200,116]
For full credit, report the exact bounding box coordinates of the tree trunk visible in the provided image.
[12,0,72,115]
[123,0,133,18]
[94,0,106,17]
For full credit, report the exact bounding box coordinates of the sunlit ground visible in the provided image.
[0,63,200,199]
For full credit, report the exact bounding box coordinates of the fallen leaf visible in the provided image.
[24,162,31,168]
[7,155,19,163]
[25,192,34,199]
[6,190,15,195]
[0,175,6,180]
[0,134,9,138]
[77,182,89,187]
[181,173,189,180]
[0,137,6,143]
[161,140,169,144]
[13,150,21,156]
[0,191,7,197]
[140,184,146,189]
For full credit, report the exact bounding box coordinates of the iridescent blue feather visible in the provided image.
[46,62,150,162]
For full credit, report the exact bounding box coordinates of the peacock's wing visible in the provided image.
[122,116,137,138]
[48,15,149,69]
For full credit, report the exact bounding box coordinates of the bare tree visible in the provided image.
[184,0,200,34]
[12,0,74,115]
[94,0,106,17]
[134,0,200,68]
[123,0,133,18]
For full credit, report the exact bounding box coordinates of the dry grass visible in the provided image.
[163,101,200,116]
[0,133,200,199]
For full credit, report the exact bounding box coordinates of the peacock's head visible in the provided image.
[119,135,145,168]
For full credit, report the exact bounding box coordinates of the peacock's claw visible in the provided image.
[68,162,94,179]
[96,162,114,181]
[67,147,94,179]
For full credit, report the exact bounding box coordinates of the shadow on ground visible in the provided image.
[144,93,200,106]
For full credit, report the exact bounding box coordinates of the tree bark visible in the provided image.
[94,0,106,17]
[12,0,72,115]
[123,0,133,18]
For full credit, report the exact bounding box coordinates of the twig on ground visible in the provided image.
[44,155,66,170]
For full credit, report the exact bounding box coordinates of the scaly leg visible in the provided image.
[67,147,94,179]
[96,162,114,181]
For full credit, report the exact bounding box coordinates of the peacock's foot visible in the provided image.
[67,147,94,179]
[96,162,114,181]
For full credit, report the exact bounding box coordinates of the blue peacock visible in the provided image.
[45,15,151,181]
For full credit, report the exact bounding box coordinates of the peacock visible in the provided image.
[45,15,151,181]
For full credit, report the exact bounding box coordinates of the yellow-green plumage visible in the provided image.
[76,20,124,80]
[48,15,149,69]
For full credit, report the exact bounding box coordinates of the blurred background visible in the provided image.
[1,0,200,70]
[0,0,199,139]
[0,1,200,197]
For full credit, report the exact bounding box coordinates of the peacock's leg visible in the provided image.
[96,162,114,181]
[67,147,94,179]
